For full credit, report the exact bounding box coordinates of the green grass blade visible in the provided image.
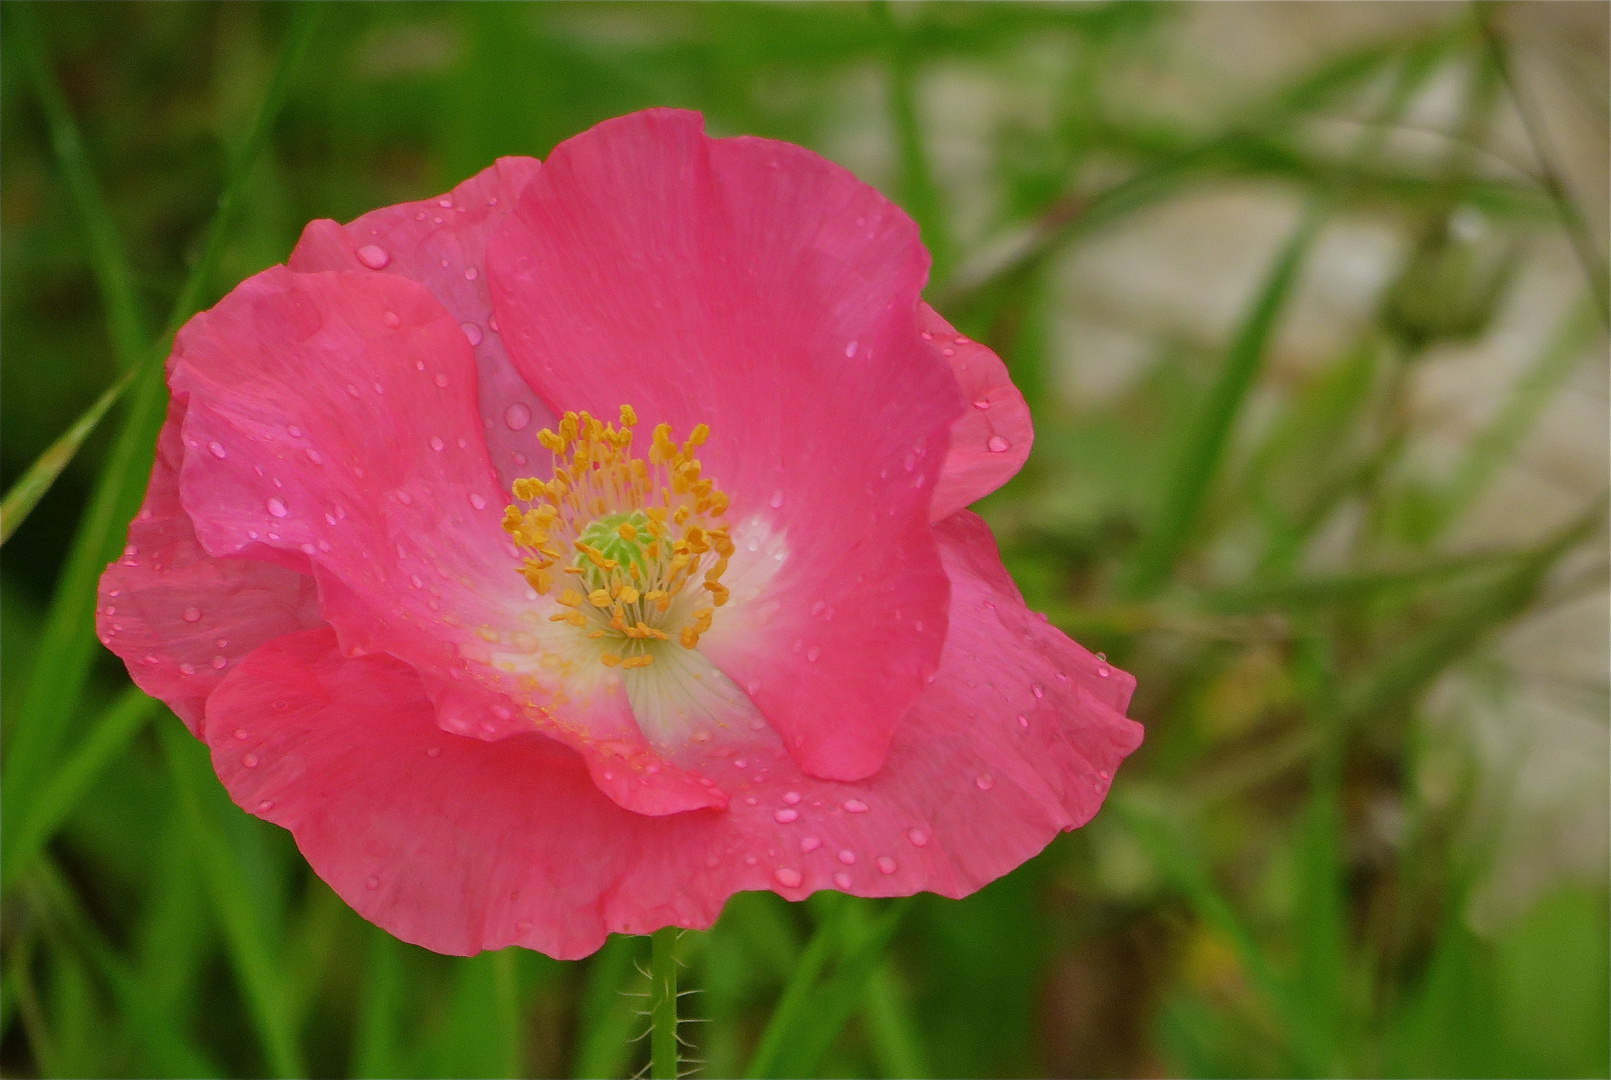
[1436,296,1602,535]
[572,934,646,1080]
[7,4,148,368]
[745,896,846,1079]
[159,722,304,1079]
[864,961,930,1079]
[351,924,407,1080]
[0,367,135,548]
[768,899,915,1079]
[3,1,319,844]
[874,0,951,285]
[1200,548,1528,614]
[0,685,158,891]
[1121,208,1322,598]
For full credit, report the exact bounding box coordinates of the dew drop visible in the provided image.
[179,663,196,675]
[461,321,483,345]
[877,855,897,874]
[845,340,858,358]
[183,607,202,623]
[356,244,391,269]
[1017,714,1029,729]
[437,197,453,209]
[806,646,821,662]
[434,373,449,388]
[907,828,929,847]
[774,808,798,823]
[365,875,380,890]
[744,854,758,866]
[1032,684,1044,699]
[800,836,822,853]
[1097,665,1111,677]
[838,849,856,865]
[843,798,868,813]
[384,311,401,328]
[834,871,852,890]
[242,753,259,768]
[973,398,991,410]
[234,728,249,741]
[430,436,445,452]
[266,497,289,518]
[987,435,1010,453]
[769,490,784,509]
[208,440,227,459]
[470,493,487,510]
[774,867,802,888]
[211,655,228,670]
[504,402,531,431]
[464,267,479,281]
[397,491,413,506]
[426,746,441,758]
[976,774,995,791]
[257,800,274,812]
[783,791,801,805]
[1098,769,1111,780]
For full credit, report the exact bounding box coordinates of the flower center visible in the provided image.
[503,406,734,669]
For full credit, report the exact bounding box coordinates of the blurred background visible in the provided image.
[2,2,1606,1077]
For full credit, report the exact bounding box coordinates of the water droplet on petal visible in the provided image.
[769,490,784,509]
[774,867,802,888]
[266,498,288,518]
[183,607,202,623]
[504,402,531,431]
[907,828,929,847]
[976,774,995,791]
[365,875,380,890]
[242,753,259,768]
[434,373,449,388]
[384,311,401,328]
[469,493,487,510]
[461,322,483,345]
[1032,684,1044,699]
[783,791,801,805]
[877,856,897,874]
[987,435,1010,453]
[257,800,274,812]
[834,871,852,890]
[430,436,445,452]
[234,728,249,741]
[973,398,991,410]
[1097,665,1111,677]
[208,440,227,459]
[426,747,441,757]
[356,244,391,269]
[464,267,478,281]
[845,340,858,358]
[1017,714,1030,729]
[843,799,868,813]
[1098,769,1111,780]
[438,197,453,209]
[774,808,798,823]
[838,849,856,865]
[211,655,228,670]
[800,836,821,853]
[806,646,821,662]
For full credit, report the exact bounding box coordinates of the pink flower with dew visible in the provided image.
[96,109,1142,959]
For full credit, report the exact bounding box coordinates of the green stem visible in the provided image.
[649,927,680,1080]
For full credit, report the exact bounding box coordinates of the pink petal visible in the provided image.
[487,108,964,782]
[169,264,719,815]
[97,396,322,732]
[288,157,556,492]
[205,512,1139,958]
[921,303,1035,521]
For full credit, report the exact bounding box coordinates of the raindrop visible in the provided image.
[438,197,453,209]
[266,497,289,518]
[1097,665,1111,677]
[1098,769,1111,780]
[843,799,869,813]
[234,729,249,741]
[942,346,956,356]
[179,663,196,675]
[426,747,441,758]
[838,850,856,865]
[365,875,380,890]
[211,655,228,670]
[504,402,532,431]
[356,244,391,270]
[806,646,820,662]
[238,751,261,769]
[1032,684,1044,699]
[257,800,274,812]
[1017,714,1029,729]
[183,607,202,623]
[845,340,858,358]
[876,856,897,874]
[208,440,227,459]
[973,399,991,410]
[774,867,802,888]
[462,322,483,345]
[430,436,445,452]
[434,373,449,388]
[834,871,852,890]
[987,435,1010,453]
[306,449,323,465]
[470,493,487,510]
[774,808,798,823]
[907,828,929,847]
[769,490,784,509]
[783,791,801,805]
[464,267,478,281]
[800,836,822,853]
[975,774,995,791]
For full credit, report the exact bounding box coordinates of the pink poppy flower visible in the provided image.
[96,109,1142,959]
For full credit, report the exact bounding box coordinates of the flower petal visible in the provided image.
[97,395,323,732]
[169,264,720,815]
[287,156,556,492]
[487,108,963,783]
[923,303,1035,521]
[205,511,1139,958]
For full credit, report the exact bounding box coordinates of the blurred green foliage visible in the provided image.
[2,2,1606,1077]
